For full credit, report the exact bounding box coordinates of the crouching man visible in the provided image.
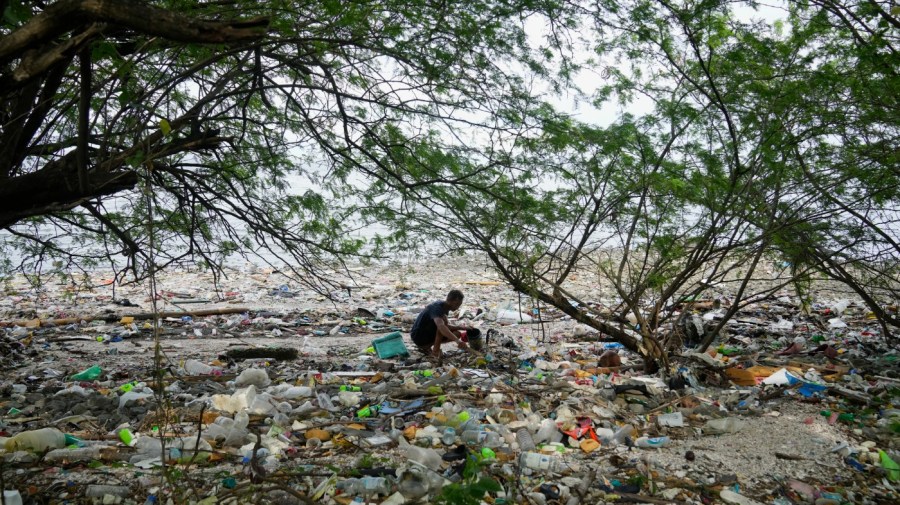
[410,289,471,358]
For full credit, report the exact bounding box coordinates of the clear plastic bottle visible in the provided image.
[443,406,469,428]
[461,429,502,448]
[519,452,571,473]
[533,418,558,444]
[338,390,362,407]
[399,437,442,470]
[516,428,536,451]
[183,359,214,375]
[316,392,336,411]
[593,427,615,444]
[398,462,445,500]
[441,427,457,445]
[612,425,634,445]
[703,417,745,435]
[337,476,390,496]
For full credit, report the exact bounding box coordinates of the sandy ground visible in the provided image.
[1,257,898,504]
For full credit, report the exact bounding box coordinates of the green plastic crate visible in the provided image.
[372,331,409,359]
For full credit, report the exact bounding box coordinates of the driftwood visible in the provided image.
[224,347,299,361]
[0,307,250,328]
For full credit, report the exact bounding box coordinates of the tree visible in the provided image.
[2,0,896,362]
[364,0,900,370]
[0,0,561,291]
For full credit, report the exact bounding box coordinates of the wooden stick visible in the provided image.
[648,394,696,414]
[0,307,250,327]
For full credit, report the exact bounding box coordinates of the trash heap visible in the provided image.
[0,264,898,505]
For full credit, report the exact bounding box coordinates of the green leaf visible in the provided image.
[3,0,31,25]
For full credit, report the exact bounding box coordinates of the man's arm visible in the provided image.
[434,316,467,349]
[434,316,461,342]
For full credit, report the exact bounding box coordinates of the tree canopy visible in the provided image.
[1,0,897,365]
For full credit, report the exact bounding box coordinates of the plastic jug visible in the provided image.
[2,490,23,505]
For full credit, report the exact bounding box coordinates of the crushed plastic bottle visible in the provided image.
[703,417,745,435]
[533,418,558,444]
[397,462,445,500]
[399,437,442,470]
[183,359,215,375]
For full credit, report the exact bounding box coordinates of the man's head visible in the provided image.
[446,289,464,311]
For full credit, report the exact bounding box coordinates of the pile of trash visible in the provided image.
[0,263,898,504]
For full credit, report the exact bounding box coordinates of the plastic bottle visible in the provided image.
[340,385,362,392]
[399,437,442,471]
[445,410,471,429]
[119,428,136,447]
[183,359,214,375]
[357,404,380,418]
[70,365,102,381]
[279,386,313,399]
[612,425,634,445]
[339,391,362,407]
[516,428,536,451]
[704,417,745,435]
[317,392,336,411]
[2,490,23,505]
[519,452,570,473]
[593,427,615,444]
[4,428,66,452]
[45,446,106,462]
[533,418,558,444]
[337,477,390,496]
[85,485,130,498]
[441,427,457,445]
[634,436,670,448]
[461,429,502,448]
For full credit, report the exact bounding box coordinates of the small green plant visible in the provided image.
[627,473,647,489]
[434,455,502,505]
[434,477,501,505]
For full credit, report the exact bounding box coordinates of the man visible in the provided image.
[410,289,471,357]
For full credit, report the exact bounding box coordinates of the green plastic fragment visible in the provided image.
[880,450,899,481]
